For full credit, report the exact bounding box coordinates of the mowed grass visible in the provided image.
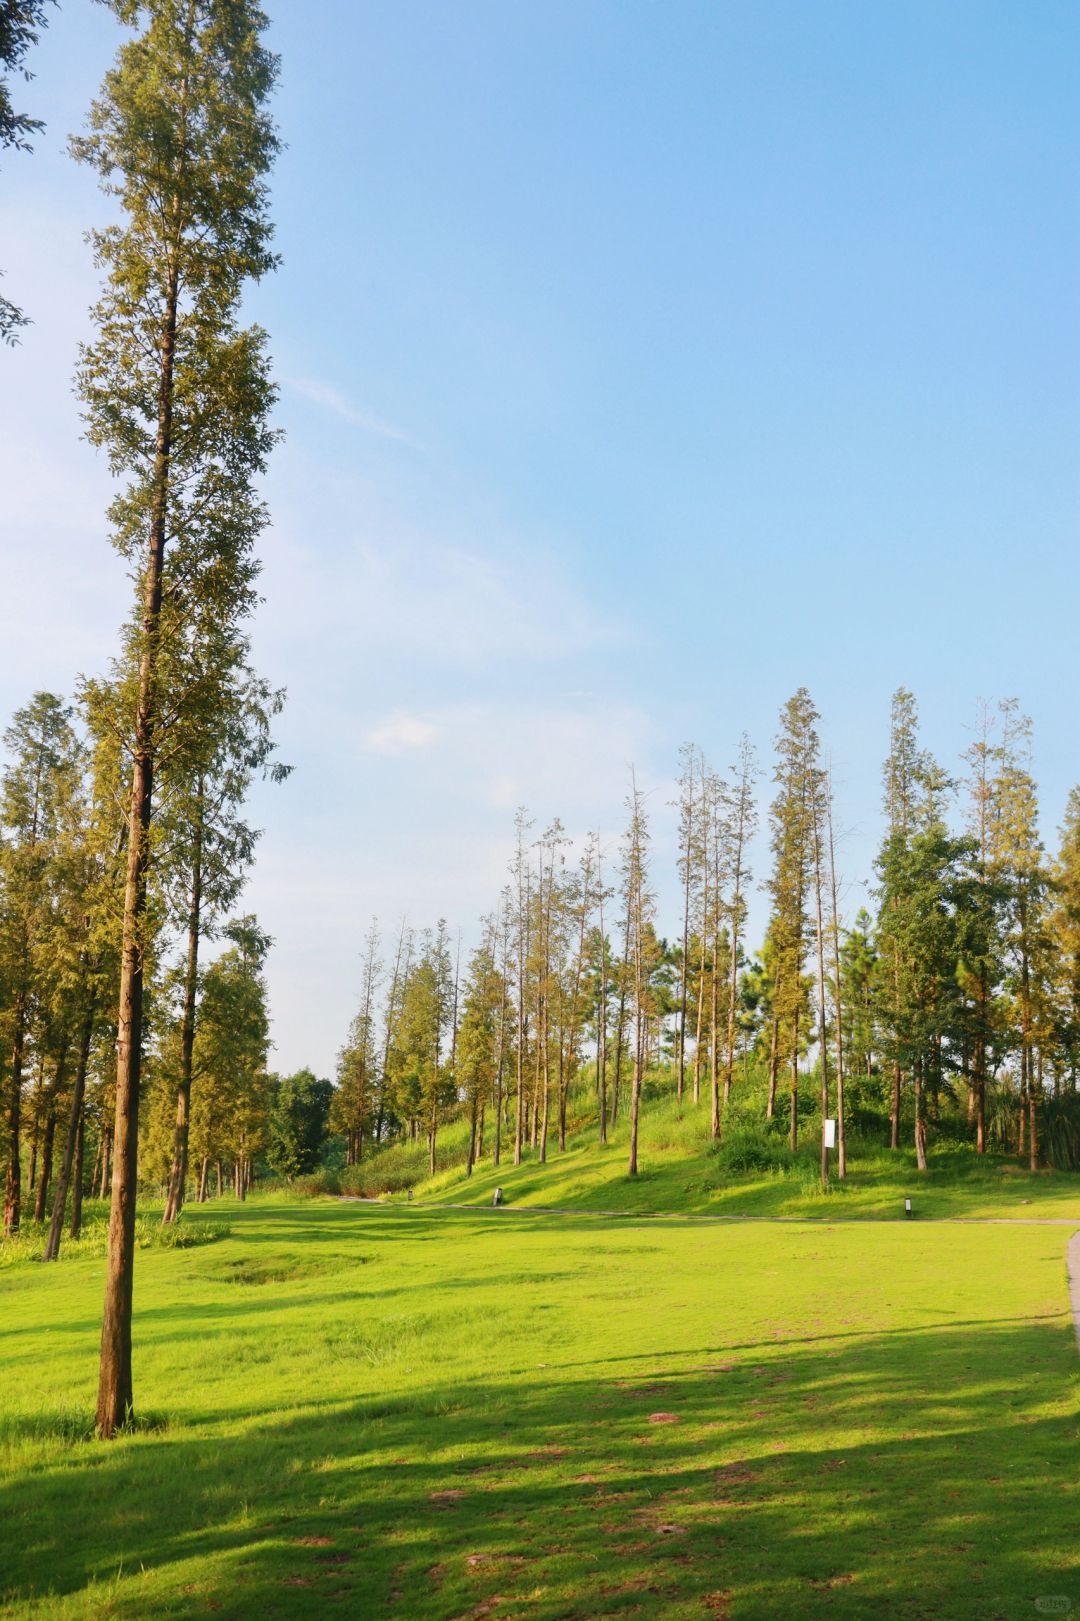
[414,1088,1080,1222]
[2,1199,1079,1619]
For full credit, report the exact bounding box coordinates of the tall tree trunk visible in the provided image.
[34,1106,58,1225]
[164,816,203,1224]
[789,1003,799,1153]
[96,261,178,1439]
[914,1058,928,1171]
[70,1110,86,1239]
[3,989,27,1236]
[811,793,830,1187]
[766,1003,779,1119]
[98,1124,112,1200]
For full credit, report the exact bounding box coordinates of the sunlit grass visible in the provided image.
[1,1196,1078,1618]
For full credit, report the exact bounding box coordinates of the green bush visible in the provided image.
[711,1123,791,1176]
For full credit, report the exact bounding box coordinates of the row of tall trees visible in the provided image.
[333,687,1080,1192]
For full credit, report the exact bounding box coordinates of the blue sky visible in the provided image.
[2,1,1078,1076]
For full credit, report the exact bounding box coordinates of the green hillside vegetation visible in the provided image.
[311,1067,1080,1223]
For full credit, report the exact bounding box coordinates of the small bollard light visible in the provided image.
[492,1186,504,1207]
[904,1197,913,1219]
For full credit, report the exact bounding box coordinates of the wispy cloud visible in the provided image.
[366,713,438,752]
[288,376,423,450]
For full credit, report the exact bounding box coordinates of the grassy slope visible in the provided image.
[409,1085,1080,1221]
[2,1197,1079,1619]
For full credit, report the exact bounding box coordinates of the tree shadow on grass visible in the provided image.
[2,1316,1077,1621]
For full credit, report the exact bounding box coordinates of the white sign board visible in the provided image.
[824,1118,837,1149]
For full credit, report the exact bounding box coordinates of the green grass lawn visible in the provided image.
[2,1196,1078,1619]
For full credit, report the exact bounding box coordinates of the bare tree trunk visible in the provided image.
[34,1107,57,1225]
[766,1002,779,1119]
[164,815,203,1224]
[3,990,27,1236]
[96,259,178,1439]
[825,779,846,1178]
[98,1124,112,1200]
[914,1058,928,1172]
[70,1111,85,1239]
[811,788,830,1187]
[45,996,96,1261]
[789,1003,799,1153]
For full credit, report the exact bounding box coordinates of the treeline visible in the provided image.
[333,687,1080,1183]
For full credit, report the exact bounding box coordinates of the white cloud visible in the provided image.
[366,713,438,752]
[288,376,423,450]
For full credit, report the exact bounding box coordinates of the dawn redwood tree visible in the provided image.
[334,919,382,1165]
[0,1,52,343]
[722,735,757,1113]
[75,0,279,1437]
[0,693,80,1235]
[161,666,288,1224]
[767,690,818,1152]
[622,771,653,1177]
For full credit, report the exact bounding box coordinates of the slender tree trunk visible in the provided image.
[45,999,94,1258]
[709,925,721,1140]
[96,256,178,1438]
[914,1058,928,1171]
[811,795,830,1187]
[766,1001,779,1119]
[825,786,846,1178]
[197,1156,209,1202]
[98,1124,112,1200]
[789,1003,799,1152]
[164,820,203,1225]
[34,1107,58,1225]
[70,1110,86,1239]
[628,1010,643,1175]
[3,990,27,1236]
[467,1090,477,1176]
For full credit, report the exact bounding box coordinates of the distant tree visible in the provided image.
[267,1067,332,1180]
[622,770,653,1177]
[0,0,52,343]
[767,690,818,1151]
[0,693,81,1234]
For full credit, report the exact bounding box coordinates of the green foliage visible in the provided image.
[267,1068,333,1180]
[0,1205,229,1269]
[710,1121,790,1175]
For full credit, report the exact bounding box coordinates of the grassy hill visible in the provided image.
[325,1074,1080,1222]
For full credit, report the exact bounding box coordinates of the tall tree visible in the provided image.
[623,771,653,1177]
[767,690,818,1152]
[75,0,280,1437]
[722,736,757,1113]
[0,1,51,342]
[0,693,80,1234]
